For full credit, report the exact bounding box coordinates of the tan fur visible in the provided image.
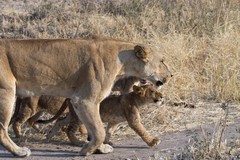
[40,76,144,145]
[111,76,141,94]
[11,96,68,138]
[11,76,141,142]
[0,38,171,157]
[49,85,163,147]
[45,108,88,146]
[101,85,163,146]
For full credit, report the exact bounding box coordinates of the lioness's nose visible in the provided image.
[156,81,163,87]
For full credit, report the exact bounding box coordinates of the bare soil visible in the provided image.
[1,122,240,160]
[1,103,240,160]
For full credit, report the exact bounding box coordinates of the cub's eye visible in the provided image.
[149,91,154,95]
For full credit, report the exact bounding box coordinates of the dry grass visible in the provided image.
[1,0,240,158]
[1,0,239,103]
[170,101,240,160]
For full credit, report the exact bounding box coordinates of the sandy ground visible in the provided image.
[1,1,240,159]
[1,116,240,160]
[1,123,240,160]
[0,128,212,160]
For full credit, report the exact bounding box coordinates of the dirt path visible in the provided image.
[0,131,190,160]
[1,120,240,160]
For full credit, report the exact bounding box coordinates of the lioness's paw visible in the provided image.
[149,138,160,147]
[79,144,113,156]
[14,147,31,157]
[95,144,114,154]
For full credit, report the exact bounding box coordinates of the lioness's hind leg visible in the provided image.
[0,88,31,157]
[71,99,113,156]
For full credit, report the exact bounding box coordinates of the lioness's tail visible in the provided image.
[36,98,70,124]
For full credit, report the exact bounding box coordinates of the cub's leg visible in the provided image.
[47,114,71,139]
[71,98,113,155]
[12,97,39,138]
[66,104,86,146]
[9,97,23,125]
[104,123,118,145]
[0,87,31,156]
[27,111,43,132]
[79,123,87,135]
[125,107,160,147]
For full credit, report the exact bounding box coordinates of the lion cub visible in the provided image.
[99,85,162,146]
[49,85,163,147]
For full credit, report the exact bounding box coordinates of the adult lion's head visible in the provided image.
[125,44,172,88]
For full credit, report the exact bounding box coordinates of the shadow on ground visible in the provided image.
[1,119,240,160]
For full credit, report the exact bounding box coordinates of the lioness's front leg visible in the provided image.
[125,107,160,147]
[71,98,113,155]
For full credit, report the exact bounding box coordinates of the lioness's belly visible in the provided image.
[16,86,75,97]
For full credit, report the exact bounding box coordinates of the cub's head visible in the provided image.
[132,85,163,104]
[133,45,172,88]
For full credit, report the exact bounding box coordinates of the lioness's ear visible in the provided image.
[134,45,150,63]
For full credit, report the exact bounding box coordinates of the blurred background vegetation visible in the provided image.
[0,0,240,103]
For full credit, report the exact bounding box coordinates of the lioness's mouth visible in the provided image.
[140,79,147,85]
[154,99,160,103]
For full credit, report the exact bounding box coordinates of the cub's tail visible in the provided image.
[36,98,70,124]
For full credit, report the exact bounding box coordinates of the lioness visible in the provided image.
[44,85,163,147]
[0,38,171,157]
[11,76,141,139]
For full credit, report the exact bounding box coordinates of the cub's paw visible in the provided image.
[104,141,114,146]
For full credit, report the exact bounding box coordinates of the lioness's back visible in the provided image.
[1,39,135,97]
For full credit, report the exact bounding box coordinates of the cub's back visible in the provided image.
[100,95,126,122]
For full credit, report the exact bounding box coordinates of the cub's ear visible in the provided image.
[134,45,150,63]
[133,85,145,97]
[133,85,141,93]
